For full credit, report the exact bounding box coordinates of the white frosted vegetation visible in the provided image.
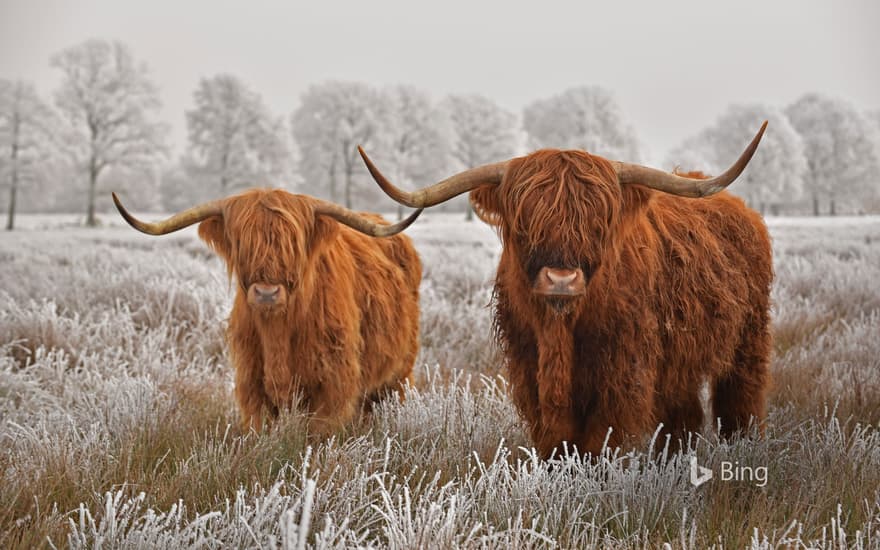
[1,215,879,548]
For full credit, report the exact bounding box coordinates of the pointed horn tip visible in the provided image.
[357,147,421,207]
[110,191,137,222]
[384,208,423,235]
[357,145,382,176]
[388,208,423,235]
[356,145,371,164]
[756,120,768,140]
[741,120,768,160]
[112,192,151,234]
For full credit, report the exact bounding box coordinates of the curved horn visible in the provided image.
[112,192,224,235]
[313,199,423,237]
[358,145,508,207]
[613,121,768,198]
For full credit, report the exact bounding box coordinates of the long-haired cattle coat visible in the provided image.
[359,124,772,458]
[114,189,422,435]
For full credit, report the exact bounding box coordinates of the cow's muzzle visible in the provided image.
[533,267,586,297]
[247,283,286,308]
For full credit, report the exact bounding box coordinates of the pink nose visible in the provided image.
[251,284,281,304]
[534,267,586,296]
[546,270,578,286]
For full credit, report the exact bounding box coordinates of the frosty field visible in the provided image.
[1,213,880,549]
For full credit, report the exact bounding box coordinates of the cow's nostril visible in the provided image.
[258,287,279,297]
[546,269,578,285]
[535,267,586,297]
[252,284,281,302]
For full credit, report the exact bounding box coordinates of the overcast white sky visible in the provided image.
[1,0,878,165]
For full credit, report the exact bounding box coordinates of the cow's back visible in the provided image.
[643,191,772,388]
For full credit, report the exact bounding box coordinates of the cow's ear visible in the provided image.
[310,214,340,253]
[469,185,504,226]
[198,216,230,261]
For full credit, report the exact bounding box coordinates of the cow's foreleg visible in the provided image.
[237,384,277,434]
[229,329,273,434]
[575,357,657,457]
[534,327,578,459]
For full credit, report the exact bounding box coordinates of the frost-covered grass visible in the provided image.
[1,213,879,548]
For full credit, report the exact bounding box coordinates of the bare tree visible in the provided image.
[377,85,451,219]
[0,80,59,230]
[441,94,519,220]
[523,86,641,161]
[291,81,381,208]
[667,104,807,215]
[786,94,880,215]
[870,110,880,212]
[186,74,292,194]
[51,39,167,226]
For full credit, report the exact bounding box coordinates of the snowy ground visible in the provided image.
[1,212,879,548]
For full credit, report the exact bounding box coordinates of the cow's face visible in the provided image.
[354,122,763,314]
[198,190,338,314]
[114,187,418,315]
[471,150,622,307]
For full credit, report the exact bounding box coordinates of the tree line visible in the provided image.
[2,38,880,230]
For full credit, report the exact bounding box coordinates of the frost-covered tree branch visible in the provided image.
[786,94,880,215]
[51,39,168,226]
[523,86,641,162]
[292,81,383,208]
[440,94,519,219]
[666,104,807,215]
[376,86,451,219]
[0,79,61,230]
[185,74,293,194]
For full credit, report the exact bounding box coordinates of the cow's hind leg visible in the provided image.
[712,319,770,439]
[362,372,414,415]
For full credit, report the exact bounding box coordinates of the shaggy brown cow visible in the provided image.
[113,189,422,435]
[358,122,772,458]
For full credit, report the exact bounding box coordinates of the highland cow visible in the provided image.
[359,122,772,458]
[113,189,422,435]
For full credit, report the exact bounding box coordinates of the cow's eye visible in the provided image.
[580,260,596,280]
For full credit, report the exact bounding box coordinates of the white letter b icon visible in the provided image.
[690,457,713,487]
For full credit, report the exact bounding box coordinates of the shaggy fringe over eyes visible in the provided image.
[499,150,622,267]
[223,191,317,286]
